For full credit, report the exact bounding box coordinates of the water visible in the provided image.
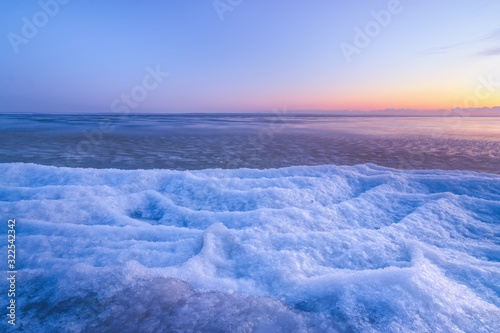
[1,113,499,173]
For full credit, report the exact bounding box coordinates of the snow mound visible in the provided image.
[1,163,499,332]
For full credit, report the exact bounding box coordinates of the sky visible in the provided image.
[0,0,499,114]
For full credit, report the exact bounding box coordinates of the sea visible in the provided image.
[0,113,499,332]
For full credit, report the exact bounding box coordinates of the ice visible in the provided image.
[1,163,499,332]
[1,114,499,173]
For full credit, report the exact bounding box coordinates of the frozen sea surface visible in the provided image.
[1,114,499,174]
[1,163,499,332]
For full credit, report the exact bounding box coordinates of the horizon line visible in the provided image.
[2,106,500,116]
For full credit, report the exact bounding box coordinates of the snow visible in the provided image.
[1,163,499,332]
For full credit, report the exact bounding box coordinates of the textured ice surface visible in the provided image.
[1,163,500,332]
[1,114,499,173]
